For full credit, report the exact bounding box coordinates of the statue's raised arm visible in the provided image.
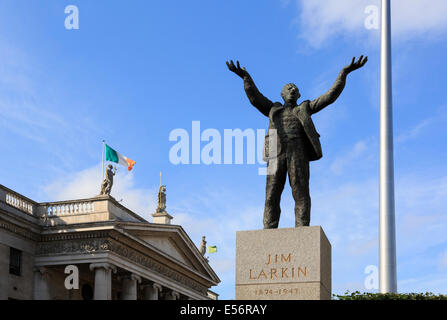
[309,56,368,114]
[226,60,273,117]
[226,56,367,229]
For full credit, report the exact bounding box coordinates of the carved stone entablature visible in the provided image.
[0,218,40,241]
[37,238,111,255]
[107,239,208,295]
[36,232,208,295]
[39,230,111,242]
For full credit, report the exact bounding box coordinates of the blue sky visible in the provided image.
[1,0,447,299]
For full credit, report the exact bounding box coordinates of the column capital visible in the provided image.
[33,266,50,277]
[171,290,180,300]
[153,283,162,292]
[33,266,51,300]
[89,263,117,273]
[119,273,142,284]
[140,282,162,291]
[130,274,142,284]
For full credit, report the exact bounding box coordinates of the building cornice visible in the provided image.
[0,216,40,242]
[36,229,210,295]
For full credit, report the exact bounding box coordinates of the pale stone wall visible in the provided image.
[0,243,9,300]
[141,237,191,266]
[41,196,146,226]
[8,250,34,300]
[46,269,81,300]
[107,200,145,222]
[0,229,36,300]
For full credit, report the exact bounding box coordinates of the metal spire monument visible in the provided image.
[379,0,397,293]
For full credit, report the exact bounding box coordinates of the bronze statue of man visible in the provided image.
[226,56,368,228]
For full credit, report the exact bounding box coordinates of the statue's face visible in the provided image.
[281,83,300,104]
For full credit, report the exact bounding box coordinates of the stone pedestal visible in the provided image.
[235,226,331,300]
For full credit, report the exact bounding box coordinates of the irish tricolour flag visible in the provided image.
[105,144,136,171]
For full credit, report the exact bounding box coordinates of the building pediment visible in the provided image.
[139,235,193,267]
[117,223,219,286]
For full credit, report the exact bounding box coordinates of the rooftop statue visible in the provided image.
[100,164,116,196]
[156,185,167,213]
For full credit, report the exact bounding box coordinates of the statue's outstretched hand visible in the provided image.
[226,60,249,79]
[343,55,368,74]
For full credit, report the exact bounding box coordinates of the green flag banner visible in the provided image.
[105,144,136,171]
[208,245,217,254]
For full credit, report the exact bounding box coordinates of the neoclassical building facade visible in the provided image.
[0,184,220,300]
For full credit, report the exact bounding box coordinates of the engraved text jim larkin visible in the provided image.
[249,253,308,281]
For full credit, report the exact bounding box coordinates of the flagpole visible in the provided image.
[379,0,397,293]
[102,140,105,182]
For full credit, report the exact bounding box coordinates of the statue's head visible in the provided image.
[160,185,166,193]
[107,164,113,170]
[281,83,300,104]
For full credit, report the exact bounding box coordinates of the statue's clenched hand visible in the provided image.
[343,55,368,74]
[226,60,249,79]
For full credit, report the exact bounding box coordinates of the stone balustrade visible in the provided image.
[44,201,95,216]
[1,184,146,224]
[1,185,36,215]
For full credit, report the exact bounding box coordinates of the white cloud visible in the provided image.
[295,0,447,47]
[396,117,435,143]
[399,274,447,294]
[396,106,447,143]
[329,139,370,175]
[43,164,157,221]
[0,39,104,173]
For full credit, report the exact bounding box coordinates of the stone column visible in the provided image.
[142,283,162,300]
[89,263,116,300]
[165,290,180,300]
[33,267,51,300]
[121,274,141,300]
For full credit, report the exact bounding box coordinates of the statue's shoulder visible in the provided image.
[298,100,311,112]
[268,102,283,117]
[299,100,311,107]
[293,100,312,119]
